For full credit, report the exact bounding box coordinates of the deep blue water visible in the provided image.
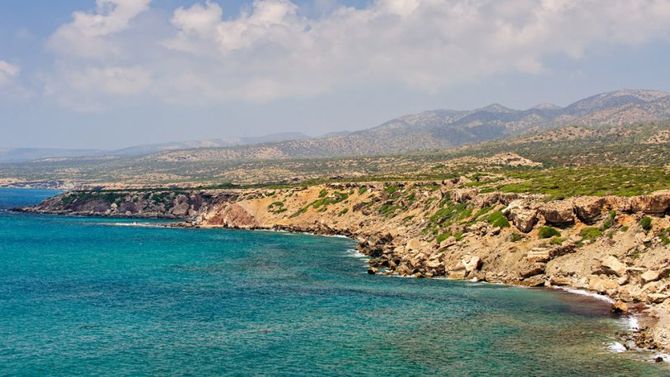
[0,188,667,376]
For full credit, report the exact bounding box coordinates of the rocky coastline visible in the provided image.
[21,182,670,359]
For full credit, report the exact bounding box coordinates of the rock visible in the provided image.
[573,196,605,224]
[520,264,545,279]
[630,192,670,215]
[641,270,661,284]
[541,201,575,226]
[425,258,442,269]
[520,275,545,287]
[589,276,619,294]
[611,300,629,314]
[206,203,258,228]
[548,275,573,286]
[367,268,378,275]
[503,200,539,233]
[462,255,482,273]
[647,293,669,304]
[600,255,627,277]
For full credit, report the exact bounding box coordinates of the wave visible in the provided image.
[552,286,614,304]
[344,248,368,259]
[98,222,168,228]
[608,342,627,353]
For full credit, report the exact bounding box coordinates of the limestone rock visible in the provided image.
[611,301,629,314]
[503,200,538,233]
[589,276,619,294]
[600,255,627,277]
[630,192,670,215]
[541,201,575,226]
[462,255,482,273]
[520,264,545,279]
[573,196,605,224]
[642,270,661,284]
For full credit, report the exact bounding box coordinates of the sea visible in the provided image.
[0,188,667,376]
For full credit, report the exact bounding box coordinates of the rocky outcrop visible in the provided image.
[540,201,575,226]
[503,200,538,233]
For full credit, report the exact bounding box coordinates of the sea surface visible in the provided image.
[0,188,668,376]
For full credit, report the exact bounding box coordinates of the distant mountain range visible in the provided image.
[0,132,309,163]
[151,89,670,162]
[3,89,670,164]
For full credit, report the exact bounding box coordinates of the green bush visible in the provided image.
[509,233,524,242]
[538,226,561,239]
[549,236,564,245]
[601,210,616,230]
[487,211,510,228]
[580,227,602,241]
[640,216,653,232]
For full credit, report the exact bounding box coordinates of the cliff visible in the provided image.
[25,182,670,355]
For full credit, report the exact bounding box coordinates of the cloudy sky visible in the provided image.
[1,0,670,149]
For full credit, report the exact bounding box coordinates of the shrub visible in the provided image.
[436,232,452,244]
[487,211,510,228]
[538,226,561,239]
[640,216,653,232]
[358,186,368,195]
[509,233,524,242]
[580,227,602,241]
[318,189,328,198]
[601,210,616,230]
[549,236,564,245]
[658,229,670,246]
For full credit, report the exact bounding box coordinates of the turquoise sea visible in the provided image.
[0,188,667,376]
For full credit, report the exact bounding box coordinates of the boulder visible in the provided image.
[611,300,629,314]
[540,201,575,226]
[573,197,605,224]
[503,200,539,233]
[519,264,545,279]
[630,192,670,215]
[462,255,482,273]
[589,276,619,294]
[641,270,661,284]
[206,204,257,228]
[600,255,627,277]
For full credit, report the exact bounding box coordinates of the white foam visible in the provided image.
[608,342,627,353]
[100,222,167,228]
[345,249,368,259]
[553,286,614,304]
[625,316,640,332]
[654,354,670,363]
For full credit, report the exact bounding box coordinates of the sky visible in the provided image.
[1,0,670,150]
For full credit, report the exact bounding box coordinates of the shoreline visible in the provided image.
[19,184,670,358]
[187,220,667,362]
[9,207,669,363]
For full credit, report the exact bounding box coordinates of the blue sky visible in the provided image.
[1,0,670,149]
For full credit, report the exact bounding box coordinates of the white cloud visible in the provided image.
[43,0,670,108]
[48,0,151,59]
[0,60,20,86]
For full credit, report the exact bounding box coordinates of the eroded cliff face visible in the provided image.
[26,182,670,353]
[21,190,237,219]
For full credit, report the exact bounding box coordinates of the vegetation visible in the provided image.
[640,216,653,232]
[268,201,287,214]
[538,226,561,239]
[486,211,510,228]
[601,210,617,230]
[579,227,602,241]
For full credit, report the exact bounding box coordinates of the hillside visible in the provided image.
[152,89,670,162]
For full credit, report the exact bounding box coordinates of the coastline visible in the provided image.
[20,183,670,358]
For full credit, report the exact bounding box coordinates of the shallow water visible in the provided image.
[0,188,667,376]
